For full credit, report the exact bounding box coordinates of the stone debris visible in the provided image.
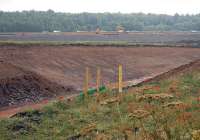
[100,97,120,105]
[128,109,150,119]
[80,123,96,136]
[137,93,174,102]
[162,101,184,108]
[192,130,200,140]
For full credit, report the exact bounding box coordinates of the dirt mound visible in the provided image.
[0,62,75,109]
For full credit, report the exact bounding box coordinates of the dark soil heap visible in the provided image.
[0,61,74,108]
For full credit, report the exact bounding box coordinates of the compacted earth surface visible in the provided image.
[0,45,200,109]
[1,32,200,46]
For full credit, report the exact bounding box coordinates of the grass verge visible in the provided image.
[0,40,194,48]
[0,70,200,140]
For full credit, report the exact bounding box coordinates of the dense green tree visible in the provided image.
[0,10,200,32]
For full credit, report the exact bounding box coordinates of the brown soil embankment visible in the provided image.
[0,45,200,109]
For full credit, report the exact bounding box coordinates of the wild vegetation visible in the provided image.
[0,66,199,140]
[0,10,200,32]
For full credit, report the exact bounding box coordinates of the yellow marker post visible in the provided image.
[118,64,123,93]
[96,67,101,92]
[84,67,89,97]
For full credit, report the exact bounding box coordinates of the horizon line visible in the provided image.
[0,10,200,16]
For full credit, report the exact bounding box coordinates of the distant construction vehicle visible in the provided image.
[96,27,101,34]
[116,25,125,33]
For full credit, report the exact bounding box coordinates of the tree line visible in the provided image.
[0,10,200,32]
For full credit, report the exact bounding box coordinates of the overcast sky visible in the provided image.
[0,0,200,15]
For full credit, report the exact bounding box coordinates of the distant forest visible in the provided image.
[0,10,200,32]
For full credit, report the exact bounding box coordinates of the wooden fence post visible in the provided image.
[118,64,123,93]
[96,67,101,92]
[84,67,89,97]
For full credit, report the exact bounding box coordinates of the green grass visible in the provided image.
[0,71,200,140]
[0,40,194,48]
[0,40,130,47]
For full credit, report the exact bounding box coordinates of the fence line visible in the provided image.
[83,64,123,96]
